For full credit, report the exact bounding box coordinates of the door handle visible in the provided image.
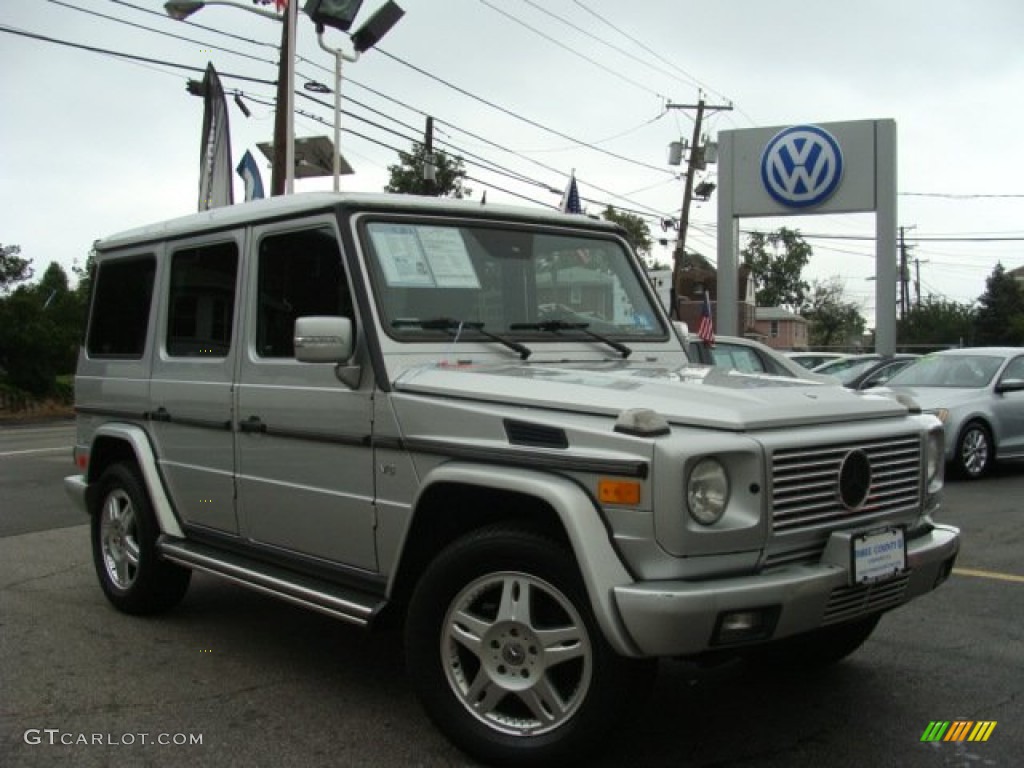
[149,407,171,423]
[239,416,267,434]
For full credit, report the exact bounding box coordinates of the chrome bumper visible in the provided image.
[613,524,960,657]
[64,474,89,514]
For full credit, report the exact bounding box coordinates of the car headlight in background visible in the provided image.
[687,458,729,525]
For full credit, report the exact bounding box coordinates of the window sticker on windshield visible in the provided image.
[416,227,480,288]
[370,224,480,289]
[369,224,436,287]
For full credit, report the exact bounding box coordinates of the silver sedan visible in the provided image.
[883,347,1024,479]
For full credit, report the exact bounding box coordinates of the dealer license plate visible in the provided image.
[853,528,906,584]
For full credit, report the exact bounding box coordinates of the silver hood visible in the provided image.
[393,361,908,431]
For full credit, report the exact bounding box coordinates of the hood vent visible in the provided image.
[504,419,569,449]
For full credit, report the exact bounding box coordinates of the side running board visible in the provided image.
[158,537,385,628]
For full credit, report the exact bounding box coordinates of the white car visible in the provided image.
[785,351,849,370]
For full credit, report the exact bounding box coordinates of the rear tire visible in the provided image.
[90,462,191,615]
[404,525,654,767]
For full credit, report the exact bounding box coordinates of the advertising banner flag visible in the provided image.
[236,150,265,201]
[198,62,233,211]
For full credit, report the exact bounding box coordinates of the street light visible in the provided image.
[164,0,297,195]
[306,0,404,191]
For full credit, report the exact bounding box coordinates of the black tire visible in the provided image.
[90,463,191,615]
[758,614,881,669]
[404,526,655,767]
[955,421,993,480]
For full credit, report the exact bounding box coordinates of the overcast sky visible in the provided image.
[2,0,1022,326]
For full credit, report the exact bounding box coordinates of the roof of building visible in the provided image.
[755,306,808,323]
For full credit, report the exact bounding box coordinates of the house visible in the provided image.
[672,252,758,334]
[754,307,809,349]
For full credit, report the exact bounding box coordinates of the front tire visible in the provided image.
[90,462,191,614]
[955,421,992,480]
[405,526,653,767]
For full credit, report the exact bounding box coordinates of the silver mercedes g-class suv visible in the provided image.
[66,192,959,766]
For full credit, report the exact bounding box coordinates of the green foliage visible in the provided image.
[973,263,1024,345]
[601,206,654,267]
[898,296,976,348]
[1,243,33,293]
[0,258,86,397]
[385,141,469,198]
[802,278,866,348]
[741,228,812,310]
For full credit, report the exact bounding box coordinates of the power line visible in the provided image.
[0,24,276,86]
[568,0,727,103]
[902,192,1024,199]
[516,0,698,97]
[372,47,675,175]
[477,0,666,99]
[99,0,679,179]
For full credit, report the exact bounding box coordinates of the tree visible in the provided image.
[0,261,82,396]
[601,206,654,268]
[385,141,469,198]
[802,278,866,348]
[973,263,1024,345]
[1,243,32,293]
[741,228,811,309]
[898,296,976,348]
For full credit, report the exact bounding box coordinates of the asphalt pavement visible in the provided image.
[1,421,1021,767]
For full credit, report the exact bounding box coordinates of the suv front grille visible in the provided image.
[822,574,910,625]
[771,435,922,533]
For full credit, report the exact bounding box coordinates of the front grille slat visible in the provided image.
[771,435,922,535]
[764,434,924,567]
[822,575,910,624]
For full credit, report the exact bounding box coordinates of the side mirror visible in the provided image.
[995,378,1024,394]
[294,316,353,363]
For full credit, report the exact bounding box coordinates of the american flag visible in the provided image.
[560,172,582,214]
[698,290,715,347]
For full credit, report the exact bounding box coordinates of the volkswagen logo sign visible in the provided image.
[760,125,844,209]
[837,449,872,511]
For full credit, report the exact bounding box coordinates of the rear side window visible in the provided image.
[167,242,239,357]
[86,256,156,358]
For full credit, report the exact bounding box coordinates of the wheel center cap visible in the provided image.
[502,643,526,666]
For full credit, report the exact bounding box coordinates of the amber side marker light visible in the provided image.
[598,479,641,505]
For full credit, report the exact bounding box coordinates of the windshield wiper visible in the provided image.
[393,317,532,360]
[511,320,632,359]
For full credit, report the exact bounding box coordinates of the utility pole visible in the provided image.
[665,97,732,318]
[270,15,291,196]
[898,226,916,319]
[423,115,435,195]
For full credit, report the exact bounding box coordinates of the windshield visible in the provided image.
[361,220,666,342]
[834,358,883,385]
[886,354,1002,388]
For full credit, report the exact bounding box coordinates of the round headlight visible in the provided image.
[687,458,729,526]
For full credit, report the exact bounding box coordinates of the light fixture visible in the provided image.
[351,1,405,53]
[163,1,204,20]
[303,0,365,32]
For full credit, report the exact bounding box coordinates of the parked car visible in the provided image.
[682,329,837,383]
[65,192,959,766]
[882,348,1024,479]
[786,351,849,370]
[822,354,920,390]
